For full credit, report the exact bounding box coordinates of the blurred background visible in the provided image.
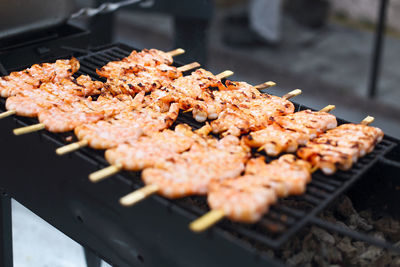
[69,0,400,138]
[4,0,400,266]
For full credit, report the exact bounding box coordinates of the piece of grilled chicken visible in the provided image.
[74,99,180,149]
[105,124,198,171]
[297,123,384,174]
[208,155,311,223]
[141,135,250,198]
[0,57,80,98]
[244,109,337,156]
[96,48,174,79]
[5,76,103,117]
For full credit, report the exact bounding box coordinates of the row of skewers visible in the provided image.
[0,48,384,232]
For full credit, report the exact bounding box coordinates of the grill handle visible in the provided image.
[70,0,154,19]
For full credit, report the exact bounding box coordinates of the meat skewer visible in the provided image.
[97,48,184,80]
[88,124,208,182]
[189,154,311,231]
[189,116,382,231]
[11,62,203,136]
[0,57,80,98]
[0,58,81,119]
[297,116,383,175]
[0,49,187,120]
[210,89,302,136]
[57,101,180,154]
[119,134,250,206]
[55,80,274,156]
[244,105,336,156]
[85,71,235,181]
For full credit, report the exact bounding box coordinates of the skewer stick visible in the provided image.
[311,165,319,173]
[0,110,16,119]
[189,209,225,232]
[166,48,185,57]
[13,123,45,136]
[177,62,200,72]
[89,163,123,182]
[215,70,234,80]
[254,81,276,90]
[361,116,374,126]
[183,108,193,113]
[56,140,89,155]
[319,105,336,113]
[282,89,302,100]
[119,184,159,206]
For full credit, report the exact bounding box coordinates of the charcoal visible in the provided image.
[337,237,357,256]
[337,196,356,218]
[357,247,385,265]
[287,251,314,266]
[374,216,400,241]
[352,241,367,252]
[373,231,386,242]
[349,214,373,231]
[311,226,335,245]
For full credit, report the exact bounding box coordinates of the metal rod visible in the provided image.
[310,216,400,254]
[368,0,389,98]
[0,191,13,267]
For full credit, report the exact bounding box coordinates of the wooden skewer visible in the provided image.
[56,139,89,155]
[89,163,123,183]
[177,62,200,72]
[319,104,336,113]
[282,89,302,100]
[0,110,16,119]
[311,165,319,173]
[13,123,45,136]
[183,108,193,113]
[216,70,234,80]
[119,184,159,206]
[361,115,374,126]
[254,81,276,90]
[189,209,225,232]
[166,48,185,57]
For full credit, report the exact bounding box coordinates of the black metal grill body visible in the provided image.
[0,44,400,267]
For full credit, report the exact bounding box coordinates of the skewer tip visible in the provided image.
[119,184,159,206]
[0,110,16,119]
[56,140,88,155]
[89,164,122,183]
[167,48,185,57]
[254,81,276,90]
[319,105,336,113]
[361,116,375,125]
[216,70,234,80]
[282,89,302,100]
[13,123,45,136]
[177,62,201,72]
[311,165,319,173]
[189,209,226,232]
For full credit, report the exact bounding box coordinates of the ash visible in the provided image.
[274,196,400,266]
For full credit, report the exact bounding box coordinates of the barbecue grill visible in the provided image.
[0,41,400,267]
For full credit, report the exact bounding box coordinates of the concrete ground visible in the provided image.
[12,5,400,267]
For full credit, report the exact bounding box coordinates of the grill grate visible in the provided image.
[1,43,398,254]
